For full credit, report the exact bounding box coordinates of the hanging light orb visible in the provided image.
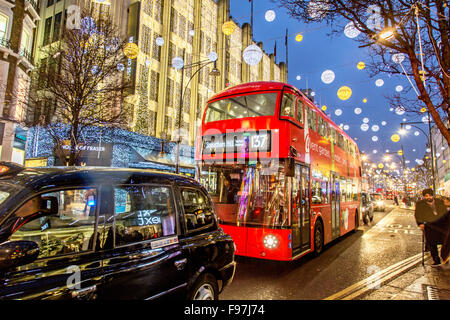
[391,134,401,142]
[222,21,236,36]
[243,44,263,66]
[371,125,380,132]
[357,61,365,70]
[395,85,403,92]
[372,136,379,142]
[295,33,304,42]
[321,105,327,111]
[337,86,352,100]
[363,98,367,103]
[378,163,384,169]
[363,117,369,123]
[117,63,125,71]
[361,123,369,131]
[155,37,165,46]
[422,115,430,123]
[397,150,403,156]
[381,121,387,126]
[265,10,276,22]
[373,150,378,154]
[420,107,426,113]
[296,75,301,80]
[335,109,343,116]
[321,70,335,84]
[208,52,218,62]
[172,56,184,69]
[311,91,316,97]
[124,42,139,59]
[419,70,427,81]
[414,131,420,136]
[344,21,361,38]
[354,107,362,115]
[344,124,349,130]
[375,79,384,87]
[392,53,405,64]
[395,106,405,115]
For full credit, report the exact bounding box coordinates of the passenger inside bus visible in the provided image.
[223,175,239,204]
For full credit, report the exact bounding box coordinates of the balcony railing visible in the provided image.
[20,47,34,65]
[25,0,40,13]
[0,37,11,49]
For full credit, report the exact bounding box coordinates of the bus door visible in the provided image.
[331,173,340,239]
[292,164,311,255]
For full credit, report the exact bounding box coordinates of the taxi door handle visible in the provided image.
[174,258,187,270]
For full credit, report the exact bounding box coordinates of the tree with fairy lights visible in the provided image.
[23,9,131,166]
[279,0,450,145]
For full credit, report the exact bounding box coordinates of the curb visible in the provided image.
[324,254,426,300]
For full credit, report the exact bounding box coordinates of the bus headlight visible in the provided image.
[263,234,279,249]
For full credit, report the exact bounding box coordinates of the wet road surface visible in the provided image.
[221,203,422,300]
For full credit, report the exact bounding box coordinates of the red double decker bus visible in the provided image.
[196,82,362,261]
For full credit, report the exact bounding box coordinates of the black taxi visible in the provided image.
[0,162,235,300]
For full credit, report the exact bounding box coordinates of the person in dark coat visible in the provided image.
[414,189,448,266]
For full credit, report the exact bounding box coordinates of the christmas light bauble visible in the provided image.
[243,44,263,66]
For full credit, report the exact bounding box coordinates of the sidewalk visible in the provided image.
[362,204,450,300]
[360,256,450,300]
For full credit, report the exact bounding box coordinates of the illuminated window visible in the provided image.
[0,14,8,40]
[11,189,97,259]
[113,186,176,247]
[181,188,214,231]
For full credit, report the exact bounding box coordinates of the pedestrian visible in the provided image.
[394,195,399,206]
[414,189,448,266]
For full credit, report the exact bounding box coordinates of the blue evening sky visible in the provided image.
[229,0,429,168]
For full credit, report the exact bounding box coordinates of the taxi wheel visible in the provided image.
[189,273,219,300]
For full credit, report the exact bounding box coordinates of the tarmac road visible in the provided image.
[221,202,423,300]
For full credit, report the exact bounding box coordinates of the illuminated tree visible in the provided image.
[24,9,130,166]
[280,0,450,145]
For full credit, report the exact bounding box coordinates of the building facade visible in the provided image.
[431,123,450,195]
[26,0,287,171]
[0,0,40,164]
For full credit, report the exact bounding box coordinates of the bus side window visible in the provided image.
[281,93,296,118]
[296,99,304,123]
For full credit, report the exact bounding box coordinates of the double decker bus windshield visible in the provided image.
[204,92,278,123]
[200,162,290,227]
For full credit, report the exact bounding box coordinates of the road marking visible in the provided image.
[324,253,426,300]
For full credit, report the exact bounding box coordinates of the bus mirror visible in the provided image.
[285,158,295,177]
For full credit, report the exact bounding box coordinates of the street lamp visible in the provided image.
[174,49,220,174]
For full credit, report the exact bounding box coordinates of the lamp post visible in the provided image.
[400,119,436,191]
[174,50,220,174]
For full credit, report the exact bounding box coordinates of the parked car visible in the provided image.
[371,193,385,212]
[0,162,235,300]
[361,192,374,224]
